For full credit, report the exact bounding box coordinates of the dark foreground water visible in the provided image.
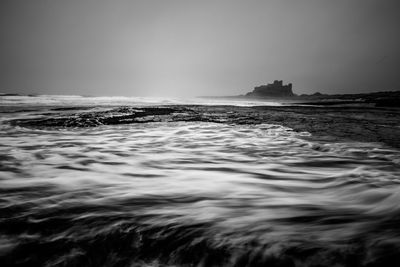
[1,102,400,266]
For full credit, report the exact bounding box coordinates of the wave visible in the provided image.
[0,94,283,107]
[0,120,400,266]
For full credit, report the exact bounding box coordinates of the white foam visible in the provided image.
[0,95,282,107]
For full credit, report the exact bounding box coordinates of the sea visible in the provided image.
[1,95,400,267]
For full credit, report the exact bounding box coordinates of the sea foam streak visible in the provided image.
[1,116,400,266]
[0,94,282,107]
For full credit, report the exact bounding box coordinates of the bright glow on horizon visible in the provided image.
[1,0,399,96]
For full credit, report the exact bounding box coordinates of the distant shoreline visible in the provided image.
[201,90,400,107]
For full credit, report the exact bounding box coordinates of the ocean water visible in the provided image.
[0,94,283,107]
[1,96,400,266]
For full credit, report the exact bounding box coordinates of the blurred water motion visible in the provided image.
[0,94,282,107]
[1,107,400,266]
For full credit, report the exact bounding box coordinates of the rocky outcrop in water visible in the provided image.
[7,105,400,148]
[10,107,182,127]
[296,90,400,107]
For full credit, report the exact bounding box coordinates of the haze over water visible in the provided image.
[1,96,400,266]
[2,0,400,265]
[2,0,400,97]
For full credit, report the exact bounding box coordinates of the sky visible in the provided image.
[1,0,400,97]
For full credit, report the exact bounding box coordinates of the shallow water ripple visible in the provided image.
[0,122,400,266]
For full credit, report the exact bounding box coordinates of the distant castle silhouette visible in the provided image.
[246,80,294,97]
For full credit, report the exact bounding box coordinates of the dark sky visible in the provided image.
[1,0,400,97]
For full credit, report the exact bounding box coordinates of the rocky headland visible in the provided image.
[229,80,400,107]
[245,80,294,98]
